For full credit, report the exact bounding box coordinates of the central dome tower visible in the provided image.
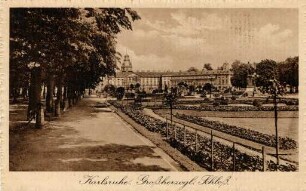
[121,54,133,72]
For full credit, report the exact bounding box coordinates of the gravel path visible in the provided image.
[9,98,182,171]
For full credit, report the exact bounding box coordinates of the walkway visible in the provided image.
[9,98,181,171]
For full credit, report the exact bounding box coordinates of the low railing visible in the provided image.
[165,118,268,171]
[164,117,296,171]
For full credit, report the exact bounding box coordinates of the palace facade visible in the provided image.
[107,54,233,93]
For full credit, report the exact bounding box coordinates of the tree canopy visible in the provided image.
[203,63,213,70]
[10,8,140,126]
[255,59,278,88]
[278,56,298,92]
[10,8,141,95]
[230,60,254,88]
[187,67,199,73]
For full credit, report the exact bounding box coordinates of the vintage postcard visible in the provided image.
[0,0,305,190]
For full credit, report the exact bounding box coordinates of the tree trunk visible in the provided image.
[35,67,43,128]
[60,86,65,109]
[54,75,63,117]
[67,84,73,107]
[22,86,28,100]
[42,84,46,99]
[76,89,80,102]
[72,88,76,105]
[290,86,293,93]
[27,66,43,128]
[46,75,55,113]
[27,71,35,120]
[53,86,56,97]
[62,85,68,111]
[12,88,18,104]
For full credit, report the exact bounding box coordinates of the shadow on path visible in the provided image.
[10,99,170,171]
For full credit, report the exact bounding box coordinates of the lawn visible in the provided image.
[203,117,298,140]
[154,109,298,142]
[155,109,298,118]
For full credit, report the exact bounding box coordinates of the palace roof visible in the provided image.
[112,69,232,78]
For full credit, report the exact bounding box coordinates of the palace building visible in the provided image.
[107,54,233,93]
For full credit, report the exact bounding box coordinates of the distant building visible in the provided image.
[107,54,233,93]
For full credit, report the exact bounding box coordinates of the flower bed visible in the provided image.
[110,101,296,171]
[177,98,298,106]
[148,104,298,111]
[174,113,297,150]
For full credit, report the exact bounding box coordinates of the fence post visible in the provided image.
[232,142,236,171]
[211,130,214,171]
[262,146,266,172]
[195,130,198,152]
[183,125,186,145]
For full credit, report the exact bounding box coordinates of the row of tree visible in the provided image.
[231,57,298,92]
[10,8,140,127]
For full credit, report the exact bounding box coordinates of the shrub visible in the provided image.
[125,92,135,99]
[115,87,125,100]
[213,101,220,107]
[253,99,262,107]
[133,102,142,107]
[285,100,295,105]
[203,98,212,103]
[231,96,236,100]
[220,98,229,105]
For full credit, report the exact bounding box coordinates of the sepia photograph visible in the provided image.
[9,8,298,173]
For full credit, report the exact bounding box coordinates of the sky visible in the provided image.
[117,8,298,71]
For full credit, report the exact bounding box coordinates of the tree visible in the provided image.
[164,89,178,125]
[158,75,163,91]
[9,58,30,103]
[230,60,254,88]
[203,63,213,70]
[187,67,199,73]
[135,83,141,89]
[203,83,212,91]
[278,56,298,93]
[130,84,135,91]
[115,87,125,100]
[255,59,277,89]
[10,8,140,127]
[135,90,146,104]
[196,85,202,93]
[104,84,116,96]
[164,84,168,93]
[177,81,188,88]
[254,59,286,165]
[188,85,195,95]
[177,81,187,96]
[135,83,141,93]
